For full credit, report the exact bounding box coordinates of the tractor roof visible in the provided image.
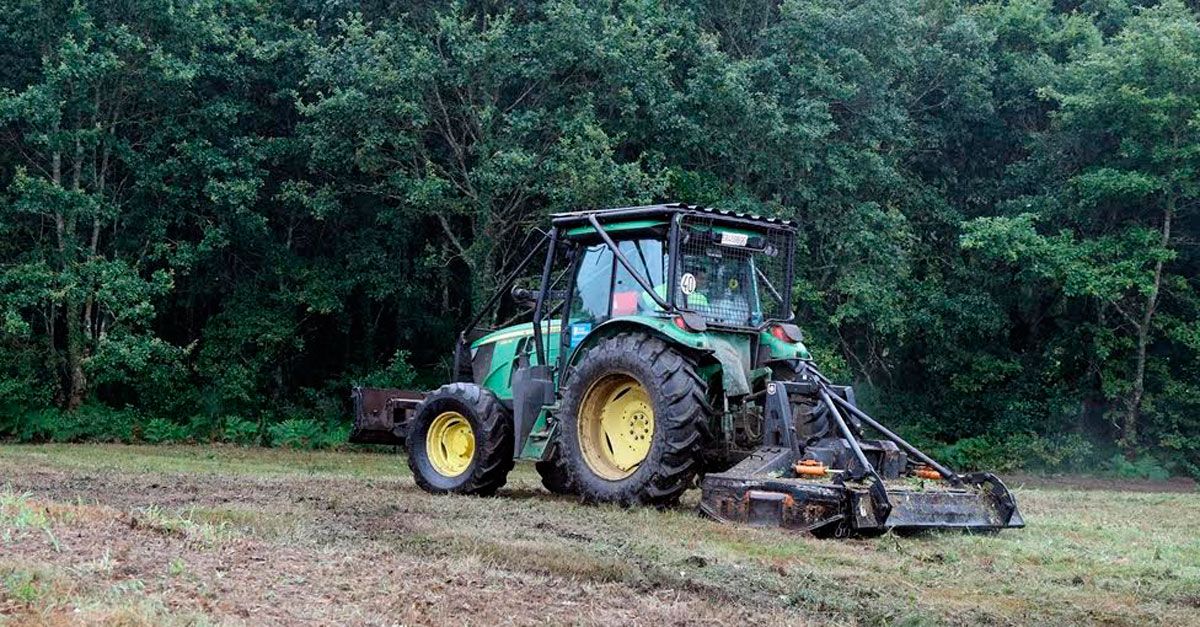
[550,203,797,234]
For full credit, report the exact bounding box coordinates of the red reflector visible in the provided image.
[771,325,791,342]
[674,316,690,331]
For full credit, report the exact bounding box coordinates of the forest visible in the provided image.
[1,0,1197,478]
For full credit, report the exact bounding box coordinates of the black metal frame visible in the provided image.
[563,205,796,324]
[550,203,797,233]
[530,228,559,367]
[669,212,796,327]
[794,362,962,483]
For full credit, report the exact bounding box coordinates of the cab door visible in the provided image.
[564,238,668,347]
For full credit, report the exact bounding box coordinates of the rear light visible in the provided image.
[770,323,803,343]
[673,313,707,332]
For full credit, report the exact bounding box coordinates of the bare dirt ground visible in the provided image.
[1,445,1198,626]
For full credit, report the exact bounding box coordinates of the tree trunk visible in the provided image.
[65,298,87,410]
[1081,301,1111,440]
[1122,200,1173,454]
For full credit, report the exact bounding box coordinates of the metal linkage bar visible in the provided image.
[817,386,873,481]
[453,231,551,379]
[531,227,559,366]
[797,361,832,385]
[816,384,893,524]
[803,362,965,486]
[462,231,550,334]
[828,393,962,486]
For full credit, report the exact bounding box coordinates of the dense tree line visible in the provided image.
[1,0,1197,475]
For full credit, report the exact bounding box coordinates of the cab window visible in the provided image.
[613,239,668,315]
[569,244,614,324]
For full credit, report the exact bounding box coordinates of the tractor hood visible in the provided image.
[470,320,561,350]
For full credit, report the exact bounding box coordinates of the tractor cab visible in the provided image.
[552,206,796,340]
[454,205,808,405]
[559,215,789,330]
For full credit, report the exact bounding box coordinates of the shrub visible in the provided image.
[221,416,260,445]
[936,436,1007,471]
[0,405,137,443]
[933,432,1097,474]
[353,350,417,389]
[1107,453,1171,481]
[268,419,326,449]
[141,418,190,444]
[268,418,350,450]
[1003,432,1095,473]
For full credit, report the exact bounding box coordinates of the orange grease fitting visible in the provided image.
[913,466,942,480]
[794,459,827,477]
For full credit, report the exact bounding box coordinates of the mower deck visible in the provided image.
[699,447,1025,534]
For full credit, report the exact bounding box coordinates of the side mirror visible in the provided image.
[511,287,537,306]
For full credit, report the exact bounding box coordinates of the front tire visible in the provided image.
[557,333,710,507]
[407,383,513,496]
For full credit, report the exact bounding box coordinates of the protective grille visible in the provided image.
[676,216,792,326]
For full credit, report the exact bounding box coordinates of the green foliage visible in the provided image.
[0,0,1197,475]
[0,405,136,443]
[934,432,1096,474]
[1107,453,1172,481]
[141,418,191,445]
[353,350,418,390]
[268,419,348,450]
[220,416,260,446]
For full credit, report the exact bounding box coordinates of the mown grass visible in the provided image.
[1,443,1197,625]
[0,442,406,478]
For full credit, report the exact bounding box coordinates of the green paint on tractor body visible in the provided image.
[470,321,562,400]
[472,312,810,458]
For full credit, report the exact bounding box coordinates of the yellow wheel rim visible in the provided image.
[577,374,654,480]
[426,411,475,477]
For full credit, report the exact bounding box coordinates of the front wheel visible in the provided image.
[406,383,513,496]
[556,333,711,507]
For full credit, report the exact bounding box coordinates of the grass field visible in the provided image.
[1,444,1197,626]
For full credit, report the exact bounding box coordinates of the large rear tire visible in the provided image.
[556,333,710,507]
[406,383,513,496]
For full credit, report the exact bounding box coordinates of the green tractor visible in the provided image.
[351,204,1023,535]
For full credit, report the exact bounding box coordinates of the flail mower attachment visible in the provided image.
[699,365,1024,536]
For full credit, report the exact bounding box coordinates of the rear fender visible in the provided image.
[565,317,753,396]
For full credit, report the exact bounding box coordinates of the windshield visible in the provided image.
[675,222,790,326]
[565,224,790,330]
[676,248,763,326]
